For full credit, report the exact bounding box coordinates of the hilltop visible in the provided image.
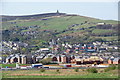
[2,12,67,21]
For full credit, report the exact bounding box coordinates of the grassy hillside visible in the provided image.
[2,13,118,45]
[2,15,117,30]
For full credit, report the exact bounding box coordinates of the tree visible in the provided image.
[21,47,28,54]
[40,58,52,65]
[104,64,116,72]
[74,68,79,72]
[56,69,60,73]
[13,37,19,41]
[40,68,45,72]
[87,68,98,73]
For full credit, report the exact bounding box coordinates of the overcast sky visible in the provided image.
[1,0,119,20]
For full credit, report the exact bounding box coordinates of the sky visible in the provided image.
[0,0,119,20]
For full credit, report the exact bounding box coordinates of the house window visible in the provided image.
[14,57,18,63]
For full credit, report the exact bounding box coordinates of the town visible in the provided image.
[1,39,119,70]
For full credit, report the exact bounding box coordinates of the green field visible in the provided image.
[2,68,118,78]
[92,29,115,34]
[93,36,118,41]
[2,64,16,68]
[2,15,118,30]
[2,64,31,68]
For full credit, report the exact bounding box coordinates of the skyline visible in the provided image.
[1,2,118,20]
[1,0,119,2]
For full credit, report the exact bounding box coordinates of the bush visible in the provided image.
[56,69,60,73]
[99,70,104,73]
[40,58,52,65]
[87,68,98,73]
[110,65,116,70]
[104,65,116,72]
[75,68,79,72]
[104,68,110,72]
[40,68,45,72]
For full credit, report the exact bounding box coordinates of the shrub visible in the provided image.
[75,68,79,72]
[56,69,60,73]
[40,58,52,65]
[99,70,104,73]
[104,65,116,72]
[40,68,45,72]
[87,68,98,73]
[110,64,116,70]
[104,68,110,72]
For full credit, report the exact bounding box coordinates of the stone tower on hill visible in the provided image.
[56,10,59,13]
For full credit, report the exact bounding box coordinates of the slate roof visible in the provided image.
[113,58,120,62]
